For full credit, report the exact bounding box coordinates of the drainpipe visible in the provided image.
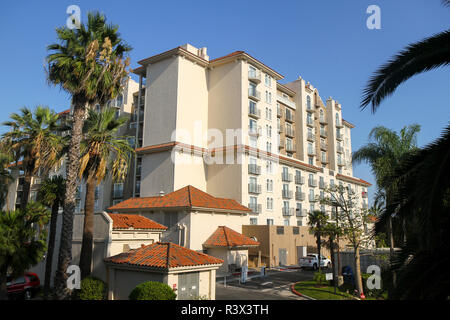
[133,75,143,198]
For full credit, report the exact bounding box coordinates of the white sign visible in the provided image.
[325,273,333,281]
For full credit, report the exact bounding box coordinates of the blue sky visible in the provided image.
[1,0,449,202]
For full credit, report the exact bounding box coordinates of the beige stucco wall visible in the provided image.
[140,151,175,196]
[206,248,248,275]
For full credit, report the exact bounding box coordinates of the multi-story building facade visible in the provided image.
[130,44,371,227]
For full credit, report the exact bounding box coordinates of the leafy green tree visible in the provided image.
[0,202,50,300]
[78,108,133,279]
[359,0,450,299]
[321,185,373,296]
[37,175,66,299]
[46,12,131,299]
[307,210,328,272]
[1,106,63,211]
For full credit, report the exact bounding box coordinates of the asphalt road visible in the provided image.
[216,268,319,300]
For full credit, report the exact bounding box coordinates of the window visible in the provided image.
[284,219,290,226]
[266,161,273,174]
[310,204,315,213]
[265,74,272,87]
[266,142,272,153]
[296,202,302,212]
[113,183,123,199]
[249,118,257,131]
[250,136,257,148]
[286,138,293,151]
[319,109,324,121]
[250,218,258,225]
[293,227,300,234]
[267,197,273,210]
[266,179,273,192]
[267,219,274,226]
[336,113,340,126]
[309,188,314,200]
[266,107,272,120]
[249,196,257,206]
[116,94,123,107]
[307,96,311,110]
[308,157,314,165]
[297,220,303,226]
[308,142,313,154]
[307,113,312,124]
[330,179,335,187]
[276,226,284,234]
[249,100,257,115]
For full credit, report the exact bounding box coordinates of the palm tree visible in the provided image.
[46,12,131,299]
[0,202,50,300]
[0,152,13,210]
[37,175,65,299]
[322,222,342,287]
[1,106,63,211]
[307,210,328,272]
[78,108,133,279]
[359,0,450,299]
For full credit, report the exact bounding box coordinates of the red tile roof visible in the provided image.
[108,213,167,231]
[203,226,260,248]
[58,109,70,116]
[104,242,223,269]
[108,185,251,213]
[336,173,372,187]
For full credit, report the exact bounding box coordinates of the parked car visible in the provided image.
[299,254,332,270]
[7,272,41,300]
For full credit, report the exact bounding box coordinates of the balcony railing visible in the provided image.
[320,142,327,150]
[248,184,262,194]
[320,130,327,138]
[278,138,285,149]
[285,112,294,122]
[248,203,262,214]
[307,118,314,127]
[319,117,327,124]
[336,133,343,140]
[295,192,305,201]
[248,70,261,83]
[249,88,261,101]
[307,149,315,156]
[306,105,315,113]
[282,207,295,216]
[248,164,261,175]
[248,106,261,119]
[248,125,262,136]
[337,145,344,153]
[281,172,293,182]
[321,156,329,164]
[282,189,293,199]
[307,132,315,142]
[319,181,327,189]
[286,143,296,152]
[296,208,308,217]
[285,127,295,137]
[276,94,296,109]
[308,179,317,187]
[309,194,317,202]
[295,175,305,185]
[337,159,345,166]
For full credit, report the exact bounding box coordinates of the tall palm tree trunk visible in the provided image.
[389,216,397,290]
[79,177,96,279]
[317,233,322,272]
[54,102,86,300]
[20,158,34,211]
[43,201,59,299]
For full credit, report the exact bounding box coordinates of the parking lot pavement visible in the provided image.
[215,268,317,300]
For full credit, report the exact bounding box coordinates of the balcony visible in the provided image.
[277,94,296,109]
[281,172,293,182]
[248,88,261,101]
[248,164,261,175]
[321,156,329,164]
[295,175,305,185]
[285,112,294,123]
[337,159,345,166]
[336,133,343,141]
[248,105,261,119]
[319,181,327,189]
[307,149,316,156]
[248,183,262,194]
[308,179,317,187]
[248,70,261,83]
[306,118,314,127]
[337,145,344,153]
[306,105,315,113]
[336,121,344,129]
[282,207,295,216]
[248,203,262,214]
[309,194,317,202]
[286,143,296,152]
[296,208,308,217]
[295,192,305,201]
[285,127,295,137]
[319,117,327,124]
[278,138,285,149]
[282,189,293,199]
[320,142,327,151]
[307,132,315,142]
[320,130,327,138]
[248,125,262,136]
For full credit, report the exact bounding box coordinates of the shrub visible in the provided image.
[129,281,177,300]
[79,277,106,300]
[313,271,326,286]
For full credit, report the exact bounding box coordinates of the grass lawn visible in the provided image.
[294,281,386,300]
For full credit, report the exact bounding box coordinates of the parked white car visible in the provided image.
[299,254,332,270]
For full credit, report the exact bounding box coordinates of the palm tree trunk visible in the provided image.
[54,101,86,300]
[329,237,336,286]
[20,158,35,211]
[354,246,363,296]
[43,201,59,299]
[79,176,96,279]
[389,216,397,289]
[317,234,322,273]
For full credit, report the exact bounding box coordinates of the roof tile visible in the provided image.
[108,213,167,230]
[203,226,259,248]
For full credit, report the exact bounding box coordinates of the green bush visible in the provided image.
[79,277,106,300]
[129,281,177,300]
[313,271,326,286]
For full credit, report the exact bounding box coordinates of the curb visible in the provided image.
[290,282,316,300]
